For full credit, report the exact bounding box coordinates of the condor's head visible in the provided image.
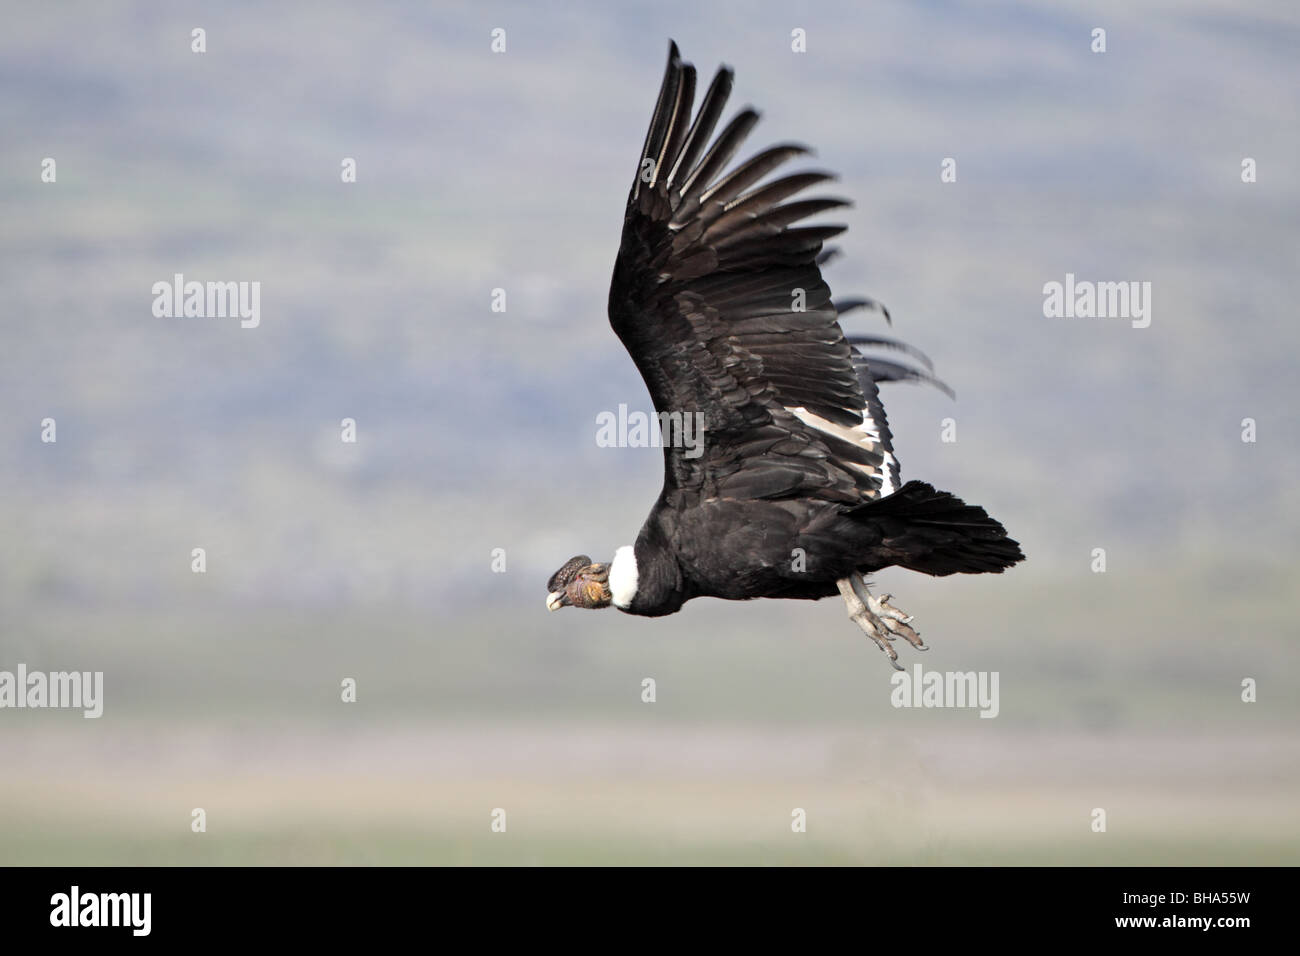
[546,555,613,611]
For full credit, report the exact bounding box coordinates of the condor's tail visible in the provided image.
[854,480,1025,576]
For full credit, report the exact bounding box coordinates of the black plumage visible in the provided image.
[547,42,1023,665]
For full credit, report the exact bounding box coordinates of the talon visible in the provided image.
[838,575,929,669]
[885,618,925,650]
[864,630,902,666]
[867,595,912,626]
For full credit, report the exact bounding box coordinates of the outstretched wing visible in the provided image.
[608,42,921,503]
[839,298,955,497]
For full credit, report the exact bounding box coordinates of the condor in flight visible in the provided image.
[546,42,1023,669]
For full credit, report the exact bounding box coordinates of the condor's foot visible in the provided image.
[836,573,927,670]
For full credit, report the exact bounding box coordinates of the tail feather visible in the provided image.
[854,480,1024,576]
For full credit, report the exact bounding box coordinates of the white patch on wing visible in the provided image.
[609,545,638,609]
[788,405,898,497]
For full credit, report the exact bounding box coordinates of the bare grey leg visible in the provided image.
[849,573,927,651]
[837,573,926,671]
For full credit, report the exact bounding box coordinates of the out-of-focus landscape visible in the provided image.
[1,0,1297,864]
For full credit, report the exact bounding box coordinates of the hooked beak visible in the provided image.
[546,592,565,612]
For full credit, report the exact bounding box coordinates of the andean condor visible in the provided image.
[546,42,1024,669]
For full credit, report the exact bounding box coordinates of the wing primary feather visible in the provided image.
[716,224,846,267]
[666,66,733,189]
[710,166,832,213]
[834,297,892,325]
[692,144,810,211]
[846,335,935,370]
[857,357,955,398]
[710,198,851,249]
[677,108,761,206]
[701,172,838,238]
[633,40,684,201]
[653,64,696,188]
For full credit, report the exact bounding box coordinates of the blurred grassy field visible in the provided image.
[2,564,1296,866]
[3,724,1295,865]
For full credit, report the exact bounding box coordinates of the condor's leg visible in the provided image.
[849,573,927,652]
[836,573,926,670]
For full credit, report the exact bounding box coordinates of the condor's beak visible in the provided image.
[546,592,566,612]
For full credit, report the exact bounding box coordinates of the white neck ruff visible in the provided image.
[609,545,638,609]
